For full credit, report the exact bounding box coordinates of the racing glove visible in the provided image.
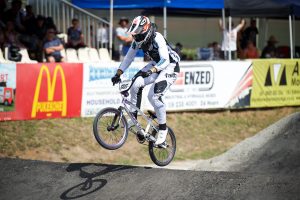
[140,67,157,78]
[111,69,123,85]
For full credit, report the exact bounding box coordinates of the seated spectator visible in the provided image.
[22,5,36,35]
[43,27,64,63]
[261,35,278,58]
[3,0,24,33]
[66,18,85,49]
[45,16,57,32]
[0,28,5,50]
[241,40,259,59]
[35,15,47,41]
[3,20,24,48]
[19,5,39,59]
[0,12,5,30]
[174,42,187,60]
[212,41,222,60]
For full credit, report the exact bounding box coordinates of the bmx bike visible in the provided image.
[93,73,176,166]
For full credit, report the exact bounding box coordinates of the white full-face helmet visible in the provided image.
[128,16,154,47]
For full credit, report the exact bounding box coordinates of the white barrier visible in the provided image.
[81,61,252,116]
[81,62,144,117]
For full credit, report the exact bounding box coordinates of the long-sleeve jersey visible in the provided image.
[119,32,180,72]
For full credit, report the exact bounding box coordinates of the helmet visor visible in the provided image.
[128,23,144,35]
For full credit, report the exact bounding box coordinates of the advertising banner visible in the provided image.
[81,62,143,117]
[143,61,253,111]
[251,59,300,107]
[0,63,17,121]
[16,63,83,120]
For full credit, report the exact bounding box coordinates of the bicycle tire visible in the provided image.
[93,107,128,150]
[148,127,176,166]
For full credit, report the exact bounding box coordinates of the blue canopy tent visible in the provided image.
[72,0,224,57]
[72,0,224,9]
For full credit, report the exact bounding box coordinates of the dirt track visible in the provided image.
[1,113,300,200]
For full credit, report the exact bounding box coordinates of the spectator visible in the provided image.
[219,19,245,60]
[3,20,24,48]
[115,17,132,60]
[0,28,5,50]
[261,35,278,58]
[174,42,187,60]
[43,27,64,63]
[212,41,222,60]
[0,0,7,16]
[66,18,85,49]
[35,15,47,41]
[241,40,259,59]
[97,20,109,49]
[45,17,57,32]
[22,5,36,35]
[0,0,6,29]
[19,5,39,60]
[0,16,5,30]
[3,0,24,33]
[242,19,259,48]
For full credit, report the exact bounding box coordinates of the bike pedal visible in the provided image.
[154,142,167,149]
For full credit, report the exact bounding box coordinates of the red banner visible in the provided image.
[15,63,83,120]
[0,63,17,121]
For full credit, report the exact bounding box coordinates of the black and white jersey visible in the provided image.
[119,32,180,72]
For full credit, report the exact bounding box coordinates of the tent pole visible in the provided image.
[256,18,259,49]
[293,14,296,57]
[163,4,167,38]
[222,9,226,59]
[289,15,294,59]
[222,9,226,30]
[229,16,232,61]
[109,0,113,59]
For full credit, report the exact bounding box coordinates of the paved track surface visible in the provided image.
[1,158,300,200]
[1,113,300,200]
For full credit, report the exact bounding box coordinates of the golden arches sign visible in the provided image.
[31,65,67,118]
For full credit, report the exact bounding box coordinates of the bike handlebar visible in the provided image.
[119,71,143,97]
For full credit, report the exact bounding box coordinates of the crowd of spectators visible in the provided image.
[0,0,294,63]
[0,0,62,62]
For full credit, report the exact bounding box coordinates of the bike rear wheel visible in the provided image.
[148,127,176,166]
[93,107,128,150]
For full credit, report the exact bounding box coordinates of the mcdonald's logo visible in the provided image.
[265,64,287,86]
[31,65,67,118]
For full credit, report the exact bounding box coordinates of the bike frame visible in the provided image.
[117,75,158,142]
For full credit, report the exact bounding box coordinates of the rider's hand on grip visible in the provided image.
[111,74,121,86]
[141,70,152,78]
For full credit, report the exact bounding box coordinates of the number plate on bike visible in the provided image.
[119,80,132,92]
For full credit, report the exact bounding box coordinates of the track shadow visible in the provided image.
[60,163,137,200]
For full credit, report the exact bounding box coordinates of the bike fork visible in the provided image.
[108,107,123,131]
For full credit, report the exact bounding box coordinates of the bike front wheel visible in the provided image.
[93,107,128,150]
[148,127,176,166]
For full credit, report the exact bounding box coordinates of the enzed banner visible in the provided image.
[143,61,253,111]
[0,63,17,121]
[81,62,143,117]
[251,59,300,107]
[16,63,83,120]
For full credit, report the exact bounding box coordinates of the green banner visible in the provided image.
[251,59,300,107]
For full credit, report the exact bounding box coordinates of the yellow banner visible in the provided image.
[251,59,300,107]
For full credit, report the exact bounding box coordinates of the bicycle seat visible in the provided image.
[147,111,157,119]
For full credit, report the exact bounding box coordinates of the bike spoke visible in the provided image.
[96,111,126,147]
